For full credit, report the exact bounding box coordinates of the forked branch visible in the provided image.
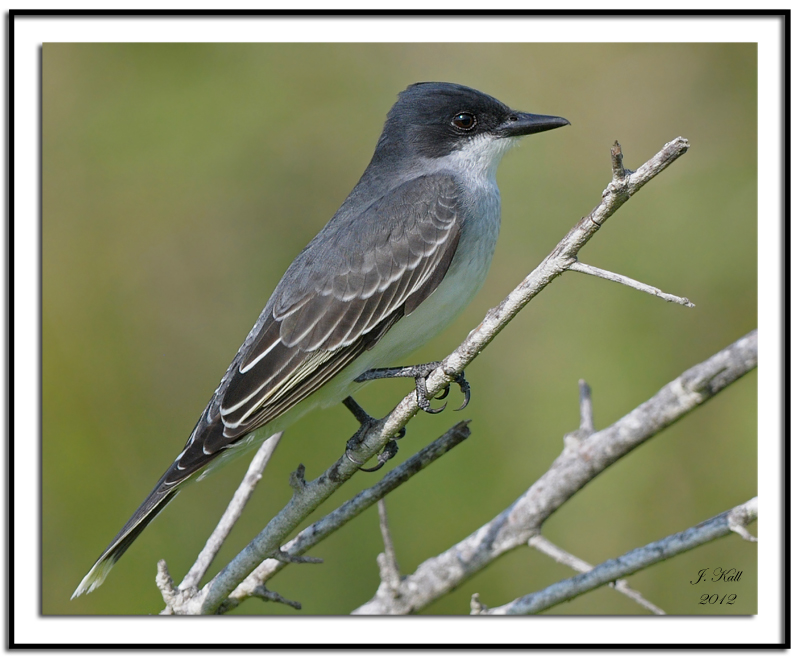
[160,138,694,615]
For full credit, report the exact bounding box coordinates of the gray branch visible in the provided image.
[569,261,694,306]
[188,421,471,614]
[176,432,283,592]
[485,498,758,615]
[527,535,666,615]
[376,499,402,594]
[157,138,696,614]
[353,330,757,614]
[421,138,691,402]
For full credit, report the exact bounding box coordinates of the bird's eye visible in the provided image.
[451,112,477,131]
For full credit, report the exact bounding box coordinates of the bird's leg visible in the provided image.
[342,396,403,472]
[342,395,376,426]
[355,362,471,414]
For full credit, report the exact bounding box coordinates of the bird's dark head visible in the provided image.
[376,82,569,162]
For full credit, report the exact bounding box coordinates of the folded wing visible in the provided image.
[176,173,464,478]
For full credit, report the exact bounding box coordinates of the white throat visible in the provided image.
[432,133,518,185]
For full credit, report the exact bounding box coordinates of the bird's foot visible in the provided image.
[342,396,403,472]
[355,362,470,414]
[357,440,399,473]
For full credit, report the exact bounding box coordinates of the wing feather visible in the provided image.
[185,174,463,463]
[280,293,335,348]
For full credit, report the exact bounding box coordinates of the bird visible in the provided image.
[72,82,569,598]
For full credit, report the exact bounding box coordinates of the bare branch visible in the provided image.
[577,379,594,435]
[568,261,694,307]
[728,500,759,542]
[177,432,283,592]
[182,420,414,614]
[353,330,757,614]
[469,593,488,615]
[421,138,691,405]
[156,560,191,615]
[214,421,471,614]
[161,138,693,614]
[538,382,664,615]
[376,499,402,593]
[484,498,758,615]
[268,550,322,565]
[527,535,665,615]
[564,379,594,449]
[250,585,302,610]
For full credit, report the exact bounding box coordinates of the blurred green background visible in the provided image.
[43,43,757,615]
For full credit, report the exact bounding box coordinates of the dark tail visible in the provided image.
[71,483,179,598]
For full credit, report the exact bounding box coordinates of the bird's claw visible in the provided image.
[416,376,447,414]
[415,369,470,414]
[359,439,399,472]
[454,372,471,411]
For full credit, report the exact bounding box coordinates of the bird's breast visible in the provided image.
[358,184,501,367]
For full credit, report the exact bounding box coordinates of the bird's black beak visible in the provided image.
[499,111,570,138]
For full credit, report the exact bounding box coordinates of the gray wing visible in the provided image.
[170,173,464,478]
[75,174,465,589]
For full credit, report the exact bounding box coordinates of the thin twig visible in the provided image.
[268,550,322,564]
[377,499,402,592]
[250,585,302,610]
[569,261,694,307]
[565,379,595,449]
[578,379,594,434]
[177,432,283,592]
[485,498,757,615]
[527,535,665,615]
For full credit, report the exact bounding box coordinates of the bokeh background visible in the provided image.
[43,43,757,615]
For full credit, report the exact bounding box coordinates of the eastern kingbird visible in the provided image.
[73,82,568,598]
